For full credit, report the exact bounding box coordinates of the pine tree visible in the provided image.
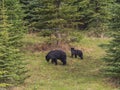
[103,1,120,83]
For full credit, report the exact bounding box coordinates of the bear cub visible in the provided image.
[71,48,83,59]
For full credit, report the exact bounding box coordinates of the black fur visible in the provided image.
[45,50,67,65]
[71,48,83,59]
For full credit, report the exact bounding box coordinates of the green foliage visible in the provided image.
[39,29,53,37]
[103,1,120,83]
[87,0,114,37]
[20,0,115,38]
[0,0,29,87]
[20,0,77,31]
[12,34,119,90]
[0,71,11,87]
[69,31,84,43]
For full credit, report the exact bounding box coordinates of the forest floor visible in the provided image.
[12,33,119,90]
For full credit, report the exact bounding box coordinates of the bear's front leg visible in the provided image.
[71,53,74,58]
[75,54,77,58]
[53,59,57,65]
[62,59,66,65]
[51,59,54,64]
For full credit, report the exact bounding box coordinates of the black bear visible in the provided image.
[45,50,67,65]
[71,48,83,59]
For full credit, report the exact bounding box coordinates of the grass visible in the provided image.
[12,33,119,90]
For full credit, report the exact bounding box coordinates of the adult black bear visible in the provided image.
[71,48,83,59]
[45,50,67,65]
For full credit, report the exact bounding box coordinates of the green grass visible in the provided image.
[12,34,119,90]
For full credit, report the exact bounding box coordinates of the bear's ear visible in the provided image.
[71,48,74,50]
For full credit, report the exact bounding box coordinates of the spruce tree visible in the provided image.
[0,0,28,86]
[20,0,34,29]
[72,0,92,30]
[20,0,77,31]
[88,0,114,37]
[103,1,120,83]
[0,0,11,86]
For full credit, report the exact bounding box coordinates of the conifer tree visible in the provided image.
[0,0,11,86]
[20,0,77,31]
[103,1,120,83]
[88,0,114,37]
[20,0,34,28]
[72,0,92,30]
[0,0,28,86]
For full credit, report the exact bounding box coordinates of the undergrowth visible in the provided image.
[11,33,119,90]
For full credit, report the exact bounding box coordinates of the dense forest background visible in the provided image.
[0,0,120,89]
